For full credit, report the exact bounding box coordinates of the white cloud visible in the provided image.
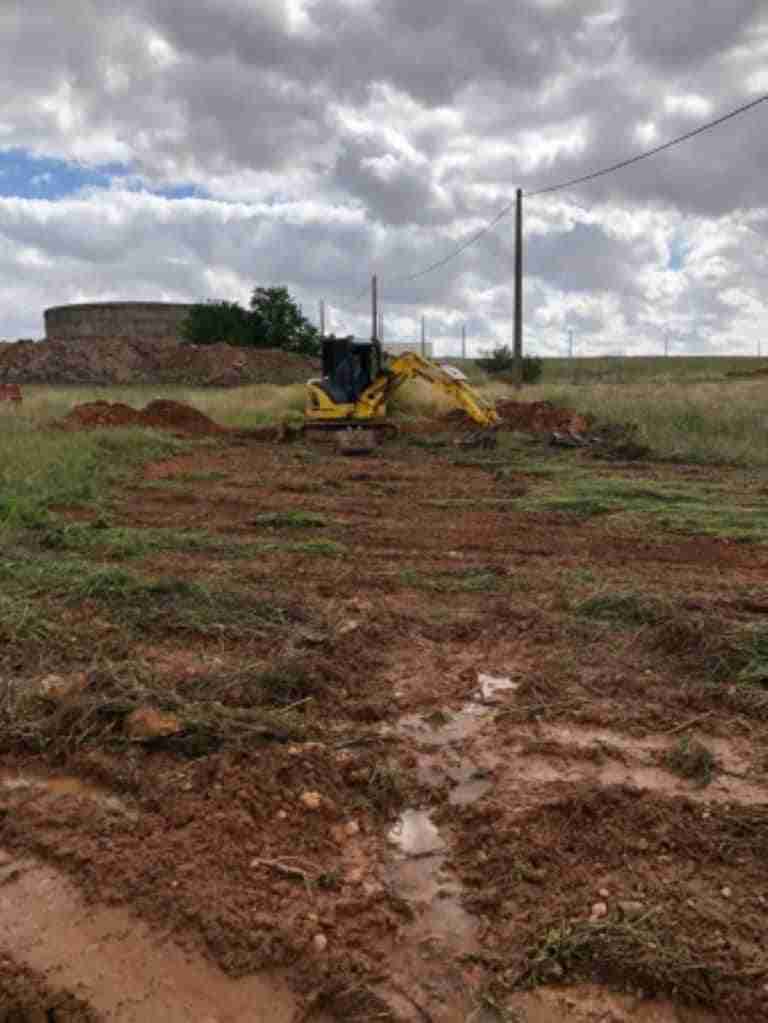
[0,0,767,355]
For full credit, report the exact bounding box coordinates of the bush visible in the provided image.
[181,286,321,356]
[180,301,254,346]
[477,345,543,383]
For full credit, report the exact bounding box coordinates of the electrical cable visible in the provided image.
[386,91,768,285]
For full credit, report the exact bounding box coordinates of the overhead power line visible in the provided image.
[388,90,768,286]
[526,91,768,197]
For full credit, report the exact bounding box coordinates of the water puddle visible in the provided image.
[0,852,328,1022]
[386,802,480,962]
[388,809,445,856]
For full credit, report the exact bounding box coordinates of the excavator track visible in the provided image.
[301,419,399,442]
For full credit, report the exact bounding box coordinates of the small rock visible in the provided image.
[590,901,609,921]
[300,791,322,811]
[307,913,319,923]
[125,706,183,741]
[313,933,328,953]
[338,619,360,636]
[618,900,645,919]
[598,888,611,899]
[345,820,360,837]
[276,810,288,821]
[39,672,87,703]
[721,886,732,898]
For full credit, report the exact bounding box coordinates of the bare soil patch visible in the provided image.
[1,428,767,1020]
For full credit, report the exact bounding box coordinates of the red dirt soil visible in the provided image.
[60,399,228,436]
[0,383,22,402]
[494,398,589,433]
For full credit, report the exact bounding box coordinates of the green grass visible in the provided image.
[251,540,346,556]
[517,472,768,542]
[575,591,668,626]
[0,423,187,529]
[400,567,514,593]
[0,556,293,638]
[25,522,346,560]
[250,510,330,528]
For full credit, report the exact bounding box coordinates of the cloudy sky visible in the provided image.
[1,0,766,357]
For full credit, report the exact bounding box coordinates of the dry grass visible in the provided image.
[524,377,768,466]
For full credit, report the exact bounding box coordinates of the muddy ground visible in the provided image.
[1,424,767,1021]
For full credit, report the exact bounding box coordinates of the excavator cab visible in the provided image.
[317,337,383,404]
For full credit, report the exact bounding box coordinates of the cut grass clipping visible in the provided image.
[515,913,757,1007]
[0,663,315,758]
[250,511,329,529]
[27,522,346,560]
[0,559,298,640]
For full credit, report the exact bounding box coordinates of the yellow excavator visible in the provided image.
[304,337,500,441]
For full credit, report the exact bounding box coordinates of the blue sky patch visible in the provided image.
[667,235,688,271]
[0,148,207,201]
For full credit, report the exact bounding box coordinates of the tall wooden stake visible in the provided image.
[461,324,467,359]
[514,188,523,389]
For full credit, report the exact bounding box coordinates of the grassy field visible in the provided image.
[3,359,768,1018]
[2,352,768,535]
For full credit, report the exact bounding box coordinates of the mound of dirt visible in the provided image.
[0,336,317,387]
[60,399,227,436]
[494,398,589,434]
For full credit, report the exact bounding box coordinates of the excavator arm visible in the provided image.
[356,352,501,428]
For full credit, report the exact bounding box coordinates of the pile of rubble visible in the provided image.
[0,336,317,386]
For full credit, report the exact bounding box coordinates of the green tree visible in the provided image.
[179,300,254,346]
[250,286,320,356]
[180,287,321,356]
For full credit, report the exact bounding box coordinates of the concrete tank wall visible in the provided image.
[44,302,195,341]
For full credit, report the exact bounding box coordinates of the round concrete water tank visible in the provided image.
[44,302,195,341]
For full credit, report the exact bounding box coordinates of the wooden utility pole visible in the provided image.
[421,315,426,357]
[319,300,326,336]
[379,311,384,341]
[461,324,467,360]
[371,275,378,342]
[513,188,523,389]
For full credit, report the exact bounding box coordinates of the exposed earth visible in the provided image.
[1,407,767,1021]
[0,336,316,386]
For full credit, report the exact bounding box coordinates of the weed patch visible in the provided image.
[663,737,718,786]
